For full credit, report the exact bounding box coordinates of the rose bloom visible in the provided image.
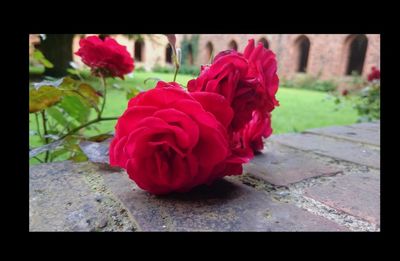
[109,81,245,195]
[367,66,380,82]
[240,111,272,153]
[75,35,134,79]
[243,39,279,112]
[188,39,279,132]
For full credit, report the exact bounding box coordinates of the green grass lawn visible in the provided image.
[29,71,358,165]
[272,88,357,133]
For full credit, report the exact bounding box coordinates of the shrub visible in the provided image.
[354,80,380,122]
[152,64,200,76]
[134,66,146,72]
[178,64,200,76]
[331,66,380,122]
[281,73,337,92]
[152,65,174,74]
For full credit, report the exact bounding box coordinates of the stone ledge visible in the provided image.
[29,122,380,232]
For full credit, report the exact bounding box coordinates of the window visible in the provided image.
[206,42,214,61]
[187,43,194,65]
[165,44,172,64]
[295,35,310,73]
[345,34,368,75]
[228,40,238,51]
[134,39,144,62]
[99,34,109,40]
[258,37,269,49]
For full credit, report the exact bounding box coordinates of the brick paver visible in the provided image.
[304,170,380,225]
[29,122,380,231]
[244,142,341,186]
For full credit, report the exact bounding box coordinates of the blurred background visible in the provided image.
[29,34,380,165]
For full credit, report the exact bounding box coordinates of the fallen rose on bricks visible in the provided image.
[109,81,248,195]
[109,38,279,195]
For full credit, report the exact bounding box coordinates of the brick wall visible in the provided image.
[196,34,380,80]
[36,34,380,80]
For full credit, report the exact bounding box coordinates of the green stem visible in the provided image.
[72,89,100,115]
[41,110,50,163]
[58,116,119,141]
[172,47,180,82]
[99,76,107,118]
[173,64,179,82]
[33,156,44,163]
[35,112,43,141]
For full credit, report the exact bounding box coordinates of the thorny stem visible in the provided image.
[57,117,119,141]
[35,112,43,141]
[173,63,180,82]
[172,45,180,82]
[31,116,120,158]
[99,76,107,118]
[41,110,50,163]
[44,77,116,151]
[32,75,120,159]
[33,156,44,163]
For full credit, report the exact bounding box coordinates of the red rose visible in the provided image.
[188,51,255,131]
[367,66,380,82]
[190,91,250,177]
[75,35,134,79]
[229,111,272,159]
[188,39,279,132]
[243,39,280,112]
[241,111,272,153]
[109,81,238,195]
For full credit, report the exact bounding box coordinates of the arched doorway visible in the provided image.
[165,44,172,64]
[258,37,269,49]
[228,40,238,51]
[187,43,194,65]
[134,39,144,62]
[206,41,214,62]
[99,34,110,40]
[345,34,368,75]
[295,35,310,73]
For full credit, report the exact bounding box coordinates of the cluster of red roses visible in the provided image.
[367,66,380,82]
[76,35,279,195]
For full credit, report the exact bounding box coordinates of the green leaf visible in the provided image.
[33,49,54,68]
[126,88,141,100]
[75,83,100,106]
[29,86,63,113]
[64,138,88,162]
[33,78,65,90]
[59,95,90,124]
[46,107,77,130]
[33,76,78,90]
[67,68,80,76]
[29,139,64,158]
[70,152,88,162]
[43,134,60,140]
[87,133,114,142]
[37,77,100,111]
[144,77,161,85]
[49,148,70,161]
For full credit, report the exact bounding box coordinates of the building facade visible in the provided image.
[194,34,380,80]
[33,34,380,80]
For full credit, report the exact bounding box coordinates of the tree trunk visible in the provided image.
[38,34,74,77]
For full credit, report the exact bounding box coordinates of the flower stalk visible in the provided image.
[41,110,50,163]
